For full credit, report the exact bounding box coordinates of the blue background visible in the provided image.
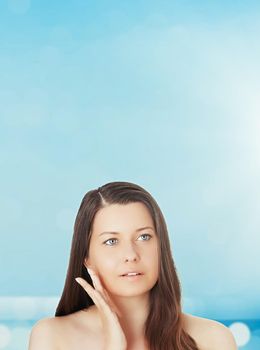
[0,0,260,348]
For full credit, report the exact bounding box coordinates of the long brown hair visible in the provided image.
[55,181,199,350]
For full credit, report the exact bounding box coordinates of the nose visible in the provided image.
[123,242,140,262]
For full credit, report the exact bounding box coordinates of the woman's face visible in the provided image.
[84,202,159,297]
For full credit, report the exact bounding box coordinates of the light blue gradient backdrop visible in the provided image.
[0,0,260,349]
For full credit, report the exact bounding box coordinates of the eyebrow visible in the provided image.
[99,226,154,236]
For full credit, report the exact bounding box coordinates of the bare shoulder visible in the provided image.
[28,317,60,350]
[29,308,103,350]
[182,313,238,350]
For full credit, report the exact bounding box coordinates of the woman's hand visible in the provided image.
[75,268,127,350]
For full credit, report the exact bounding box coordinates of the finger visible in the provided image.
[75,277,95,295]
[75,277,102,306]
[87,268,105,292]
[75,277,111,312]
[76,277,123,323]
[86,269,117,311]
[86,270,121,316]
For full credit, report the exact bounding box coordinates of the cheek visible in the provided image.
[94,253,118,277]
[147,247,160,278]
[95,260,123,288]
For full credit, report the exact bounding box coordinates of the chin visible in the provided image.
[110,285,152,297]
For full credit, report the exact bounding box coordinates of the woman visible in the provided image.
[29,181,237,350]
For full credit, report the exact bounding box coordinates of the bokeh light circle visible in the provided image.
[0,324,11,348]
[229,321,251,347]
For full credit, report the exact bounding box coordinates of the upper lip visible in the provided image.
[120,271,144,276]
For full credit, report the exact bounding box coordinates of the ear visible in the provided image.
[83,257,92,270]
[83,257,88,268]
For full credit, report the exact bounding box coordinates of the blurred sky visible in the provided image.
[0,0,260,320]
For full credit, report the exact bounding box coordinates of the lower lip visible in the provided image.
[120,274,143,281]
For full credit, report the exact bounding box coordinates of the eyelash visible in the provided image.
[103,233,152,246]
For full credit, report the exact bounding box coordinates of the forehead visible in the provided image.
[91,202,154,235]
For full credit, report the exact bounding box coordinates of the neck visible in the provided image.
[108,293,150,343]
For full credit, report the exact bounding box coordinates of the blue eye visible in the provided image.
[104,238,117,246]
[139,234,152,241]
[103,233,152,246]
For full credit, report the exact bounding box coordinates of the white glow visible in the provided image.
[0,325,11,349]
[229,322,251,347]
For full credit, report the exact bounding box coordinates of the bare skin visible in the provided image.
[29,202,237,349]
[29,308,236,350]
[29,202,158,350]
[83,202,160,348]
